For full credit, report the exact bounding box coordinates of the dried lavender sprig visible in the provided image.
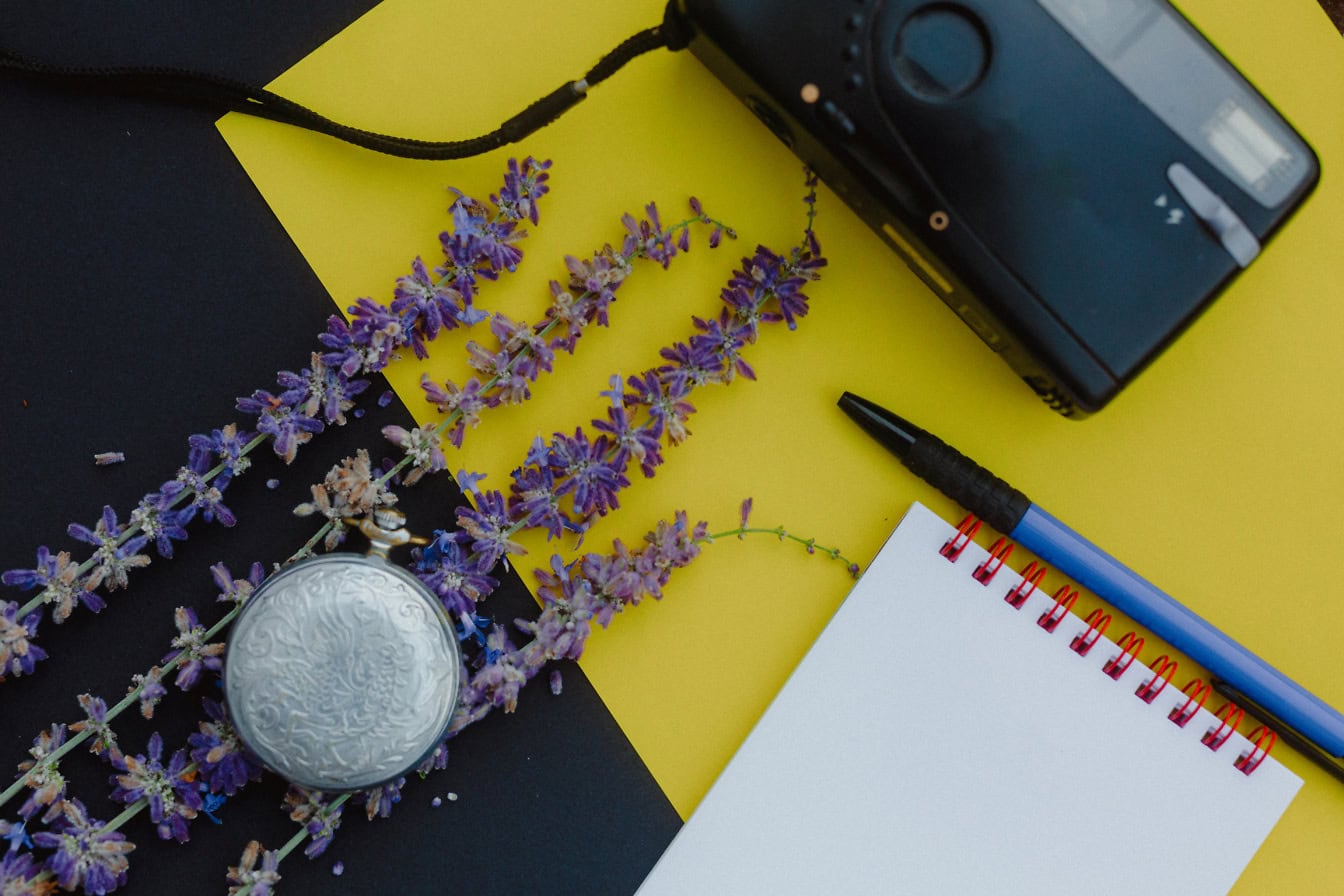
[1,159,552,676]
[0,599,248,812]
[9,432,268,624]
[295,203,735,556]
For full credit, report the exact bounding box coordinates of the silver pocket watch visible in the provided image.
[222,508,461,792]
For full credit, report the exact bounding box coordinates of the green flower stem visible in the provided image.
[704,525,862,577]
[0,605,243,810]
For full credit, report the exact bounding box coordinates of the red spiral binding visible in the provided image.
[973,538,1014,585]
[1134,655,1178,704]
[1037,586,1078,633]
[1201,702,1245,751]
[1169,678,1211,727]
[1070,608,1111,656]
[1101,632,1144,680]
[942,522,1279,776]
[1234,726,1277,775]
[941,515,981,561]
[1004,561,1046,609]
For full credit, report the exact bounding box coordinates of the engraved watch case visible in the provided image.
[222,511,461,792]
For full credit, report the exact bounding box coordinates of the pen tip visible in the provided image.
[837,391,922,457]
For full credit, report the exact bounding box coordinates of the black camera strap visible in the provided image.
[0,7,690,160]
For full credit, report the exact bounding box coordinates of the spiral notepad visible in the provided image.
[636,502,1301,895]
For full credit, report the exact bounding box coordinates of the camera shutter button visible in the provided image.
[890,6,990,101]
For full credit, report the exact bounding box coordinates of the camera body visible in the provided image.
[672,0,1318,416]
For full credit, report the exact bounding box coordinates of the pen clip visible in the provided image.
[1212,679,1344,784]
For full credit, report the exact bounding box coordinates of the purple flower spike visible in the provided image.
[455,491,524,568]
[492,156,552,225]
[67,506,149,594]
[592,405,663,479]
[16,724,67,819]
[186,422,255,487]
[392,257,465,359]
[31,798,134,895]
[382,424,447,486]
[276,353,369,426]
[161,606,224,691]
[237,390,325,465]
[109,732,203,843]
[548,429,629,518]
[226,840,280,896]
[0,600,47,681]
[420,376,488,448]
[71,693,121,760]
[190,698,263,796]
[413,531,498,620]
[0,849,47,894]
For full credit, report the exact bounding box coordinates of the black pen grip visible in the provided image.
[906,435,1031,535]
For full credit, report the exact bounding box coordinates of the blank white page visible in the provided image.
[636,502,1300,896]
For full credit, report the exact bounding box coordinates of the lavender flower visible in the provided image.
[165,466,236,528]
[361,777,403,821]
[591,405,662,479]
[211,561,266,607]
[276,353,369,426]
[412,531,498,622]
[31,799,134,895]
[236,389,325,464]
[161,607,224,691]
[128,492,190,560]
[455,490,524,568]
[623,370,695,446]
[226,840,280,896]
[419,376,488,448]
[108,733,202,843]
[415,741,450,777]
[2,547,98,624]
[491,156,551,225]
[15,725,66,820]
[283,789,343,859]
[507,463,566,539]
[129,667,166,719]
[465,627,527,713]
[186,422,255,487]
[391,257,465,359]
[346,297,407,372]
[67,506,148,594]
[0,847,47,896]
[547,429,628,518]
[0,601,47,680]
[69,694,120,760]
[381,424,447,486]
[189,698,263,796]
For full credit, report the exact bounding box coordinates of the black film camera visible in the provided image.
[672,0,1318,417]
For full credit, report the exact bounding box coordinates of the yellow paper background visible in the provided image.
[219,2,1344,890]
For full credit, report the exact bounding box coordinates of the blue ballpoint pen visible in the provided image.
[839,391,1344,782]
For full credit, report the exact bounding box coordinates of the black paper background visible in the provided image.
[0,4,680,894]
